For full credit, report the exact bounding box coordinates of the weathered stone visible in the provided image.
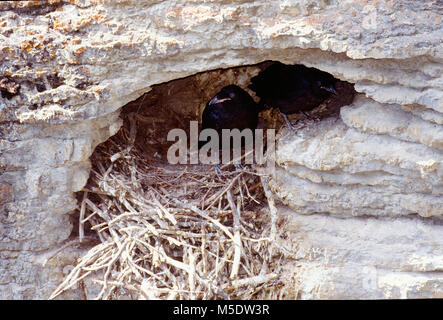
[277,207,443,299]
[341,95,443,151]
[0,0,442,299]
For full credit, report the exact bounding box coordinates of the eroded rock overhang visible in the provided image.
[0,0,442,299]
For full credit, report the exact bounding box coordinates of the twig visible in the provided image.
[226,190,242,279]
[226,273,278,289]
[260,176,278,243]
[79,191,88,242]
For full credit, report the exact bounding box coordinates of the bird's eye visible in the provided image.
[229,92,236,99]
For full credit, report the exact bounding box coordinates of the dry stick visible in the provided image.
[78,242,113,265]
[123,240,142,279]
[49,260,94,300]
[224,273,278,290]
[137,236,194,277]
[80,209,98,224]
[200,187,212,209]
[131,253,168,283]
[204,173,243,209]
[171,199,235,240]
[58,270,95,298]
[201,226,207,275]
[96,239,128,300]
[138,285,204,295]
[79,191,88,242]
[187,248,197,300]
[42,237,97,267]
[82,187,112,196]
[226,190,242,280]
[50,242,115,298]
[237,177,245,209]
[81,253,114,272]
[242,176,260,204]
[130,199,170,230]
[85,198,110,222]
[150,192,177,225]
[260,176,278,244]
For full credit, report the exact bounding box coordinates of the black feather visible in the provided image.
[200,85,260,149]
[249,62,337,115]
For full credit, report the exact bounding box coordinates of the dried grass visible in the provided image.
[50,111,284,300]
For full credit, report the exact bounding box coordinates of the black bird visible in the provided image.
[248,62,337,128]
[200,84,260,142]
[199,85,260,172]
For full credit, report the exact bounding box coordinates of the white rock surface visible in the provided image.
[341,95,443,151]
[277,207,443,299]
[271,114,443,218]
[0,0,442,299]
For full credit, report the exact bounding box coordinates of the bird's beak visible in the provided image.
[321,85,337,95]
[209,96,231,105]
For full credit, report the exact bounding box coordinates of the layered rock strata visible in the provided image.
[0,0,442,298]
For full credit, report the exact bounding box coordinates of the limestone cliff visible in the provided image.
[0,0,442,299]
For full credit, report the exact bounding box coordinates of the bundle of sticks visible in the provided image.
[50,113,283,300]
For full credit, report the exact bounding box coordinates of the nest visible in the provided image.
[49,110,284,300]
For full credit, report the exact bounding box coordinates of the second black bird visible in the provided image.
[248,61,337,128]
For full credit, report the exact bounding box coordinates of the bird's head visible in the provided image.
[313,71,338,95]
[316,80,337,95]
[208,85,246,105]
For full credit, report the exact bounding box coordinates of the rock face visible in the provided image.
[277,208,443,299]
[272,106,442,218]
[0,0,442,299]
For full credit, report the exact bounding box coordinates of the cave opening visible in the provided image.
[63,61,356,300]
